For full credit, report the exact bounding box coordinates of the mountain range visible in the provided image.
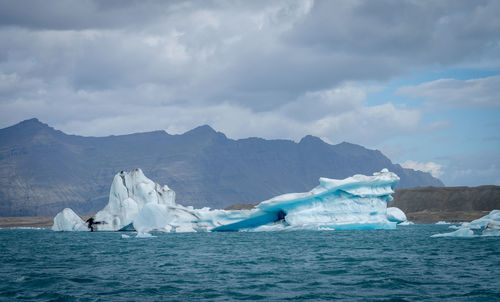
[0,118,443,216]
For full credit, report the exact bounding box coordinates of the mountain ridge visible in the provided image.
[0,118,443,216]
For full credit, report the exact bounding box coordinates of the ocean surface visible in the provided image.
[1,225,499,301]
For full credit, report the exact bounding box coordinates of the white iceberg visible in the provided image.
[53,168,402,233]
[52,208,88,231]
[92,169,176,231]
[133,203,198,234]
[435,221,450,225]
[432,210,500,237]
[85,168,252,233]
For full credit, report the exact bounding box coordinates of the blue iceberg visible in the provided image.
[213,168,400,231]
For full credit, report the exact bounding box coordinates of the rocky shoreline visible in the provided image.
[405,210,491,223]
[0,216,54,228]
[0,215,92,228]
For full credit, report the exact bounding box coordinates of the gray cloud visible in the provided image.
[285,0,500,64]
[401,160,443,178]
[0,0,191,30]
[0,0,499,148]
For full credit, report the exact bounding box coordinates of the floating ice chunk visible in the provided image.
[52,208,88,231]
[466,210,500,230]
[397,221,414,226]
[436,221,450,225]
[136,232,155,238]
[431,228,475,238]
[432,210,500,237]
[482,215,500,236]
[7,227,45,230]
[386,207,407,223]
[483,229,500,237]
[121,234,131,239]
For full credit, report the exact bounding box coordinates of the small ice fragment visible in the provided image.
[431,228,475,238]
[52,208,88,232]
[434,210,500,237]
[386,207,407,223]
[136,232,155,238]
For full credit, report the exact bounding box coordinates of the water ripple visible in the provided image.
[0,225,499,301]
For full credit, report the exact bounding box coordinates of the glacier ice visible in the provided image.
[53,168,403,234]
[386,207,407,224]
[431,228,475,238]
[52,208,88,232]
[213,168,400,231]
[58,168,254,233]
[92,169,176,231]
[432,210,500,237]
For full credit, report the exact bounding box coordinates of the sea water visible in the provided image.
[1,225,499,301]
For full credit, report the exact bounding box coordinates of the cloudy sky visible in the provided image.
[1,0,499,186]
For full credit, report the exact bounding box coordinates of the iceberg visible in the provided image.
[53,168,402,234]
[92,169,176,231]
[81,168,252,233]
[52,208,88,231]
[213,168,400,231]
[431,210,500,237]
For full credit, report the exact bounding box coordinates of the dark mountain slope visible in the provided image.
[390,186,500,213]
[388,186,500,222]
[0,118,443,216]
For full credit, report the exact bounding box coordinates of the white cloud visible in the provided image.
[397,75,500,108]
[401,160,443,178]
